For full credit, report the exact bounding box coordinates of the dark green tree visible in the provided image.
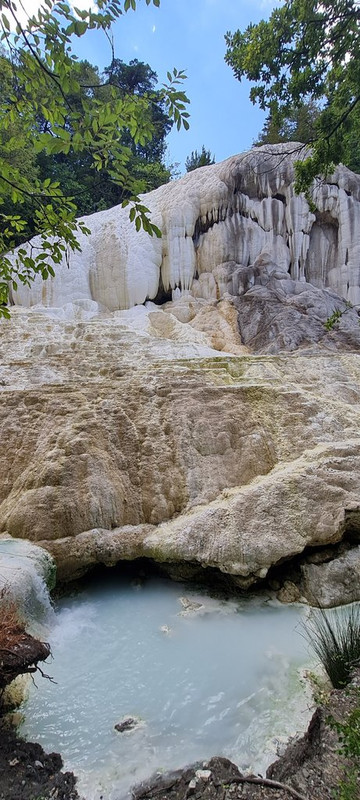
[185,145,215,172]
[35,57,173,215]
[225,0,360,192]
[103,58,174,190]
[254,100,321,148]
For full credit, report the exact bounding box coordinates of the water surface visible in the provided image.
[21,575,313,799]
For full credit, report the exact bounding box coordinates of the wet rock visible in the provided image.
[179,597,204,615]
[160,624,172,635]
[114,715,143,733]
[0,719,79,800]
[277,581,301,604]
[133,757,242,800]
[300,545,360,607]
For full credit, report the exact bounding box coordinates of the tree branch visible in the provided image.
[323,94,360,142]
[3,1,73,110]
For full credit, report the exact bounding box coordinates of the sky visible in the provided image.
[21,0,280,174]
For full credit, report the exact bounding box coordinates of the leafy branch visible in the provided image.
[0,0,190,315]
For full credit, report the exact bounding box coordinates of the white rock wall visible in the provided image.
[11,143,360,310]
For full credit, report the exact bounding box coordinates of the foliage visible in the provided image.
[324,309,343,330]
[254,100,321,147]
[336,770,359,800]
[0,0,190,315]
[32,56,175,217]
[328,689,360,800]
[225,0,360,192]
[330,697,360,759]
[104,58,172,162]
[303,604,360,689]
[185,145,215,172]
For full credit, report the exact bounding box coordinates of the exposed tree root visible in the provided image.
[229,775,307,800]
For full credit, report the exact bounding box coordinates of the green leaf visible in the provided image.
[1,13,10,30]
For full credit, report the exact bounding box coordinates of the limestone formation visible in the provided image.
[11,143,360,313]
[300,546,360,607]
[2,145,360,604]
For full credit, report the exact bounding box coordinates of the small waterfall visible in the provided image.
[0,537,56,635]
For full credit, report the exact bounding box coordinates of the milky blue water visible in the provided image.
[20,576,314,800]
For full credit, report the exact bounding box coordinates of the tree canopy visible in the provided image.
[1,52,176,227]
[253,100,321,148]
[0,0,189,316]
[185,145,215,172]
[225,0,360,193]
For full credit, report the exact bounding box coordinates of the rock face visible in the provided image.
[1,303,360,601]
[2,145,360,603]
[11,143,360,312]
[300,545,360,607]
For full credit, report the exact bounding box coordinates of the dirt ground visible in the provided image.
[0,717,79,800]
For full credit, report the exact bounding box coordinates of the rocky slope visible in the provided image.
[1,145,360,604]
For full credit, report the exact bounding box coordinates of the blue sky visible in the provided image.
[73,0,279,174]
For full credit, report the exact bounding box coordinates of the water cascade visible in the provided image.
[0,537,55,634]
[20,573,314,800]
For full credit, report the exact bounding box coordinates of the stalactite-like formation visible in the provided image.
[11,143,360,311]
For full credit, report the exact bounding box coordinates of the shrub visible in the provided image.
[303,604,360,689]
[324,309,343,330]
[328,691,360,800]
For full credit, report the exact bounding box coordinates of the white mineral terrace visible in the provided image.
[11,144,360,310]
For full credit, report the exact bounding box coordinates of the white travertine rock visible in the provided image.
[1,305,360,602]
[11,143,360,310]
[0,537,55,628]
[3,145,360,604]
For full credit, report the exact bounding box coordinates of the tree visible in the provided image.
[104,58,172,159]
[34,57,174,215]
[0,0,190,316]
[103,58,174,191]
[185,145,215,172]
[225,0,360,194]
[254,100,321,148]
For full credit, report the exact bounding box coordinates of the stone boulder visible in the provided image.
[233,253,360,353]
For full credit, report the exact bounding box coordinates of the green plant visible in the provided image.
[324,309,343,330]
[185,145,215,172]
[303,605,360,689]
[328,691,360,800]
[225,0,360,191]
[331,701,360,759]
[0,0,190,315]
[336,769,359,800]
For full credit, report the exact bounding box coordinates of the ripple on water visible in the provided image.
[20,576,314,800]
